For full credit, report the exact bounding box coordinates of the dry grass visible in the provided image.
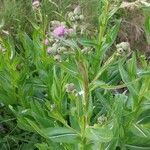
[118,0,149,55]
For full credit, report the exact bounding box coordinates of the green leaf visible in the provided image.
[130,124,149,138]
[126,53,137,80]
[78,38,98,47]
[90,80,127,91]
[137,109,150,124]
[102,19,121,52]
[85,126,113,143]
[26,119,47,138]
[42,127,79,143]
[126,134,150,150]
[119,62,138,105]
[138,70,150,77]
[19,32,34,58]
[125,145,150,150]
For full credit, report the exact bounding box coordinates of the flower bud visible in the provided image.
[53,26,67,37]
[74,6,81,15]
[68,12,74,18]
[116,42,130,55]
[50,104,56,111]
[52,42,61,53]
[79,15,84,20]
[74,15,80,20]
[72,24,78,31]
[44,39,49,45]
[80,25,87,35]
[51,20,61,27]
[47,47,52,54]
[65,83,75,93]
[54,54,61,62]
[116,42,130,51]
[32,0,40,9]
[97,115,107,125]
[58,47,67,53]
[69,16,76,22]
[61,22,66,26]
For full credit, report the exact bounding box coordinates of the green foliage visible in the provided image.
[143,6,150,45]
[0,0,150,150]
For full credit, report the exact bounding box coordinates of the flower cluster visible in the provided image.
[43,6,90,61]
[68,6,87,35]
[50,20,75,38]
[68,6,84,22]
[43,20,76,58]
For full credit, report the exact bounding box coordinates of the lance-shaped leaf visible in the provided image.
[41,127,80,143]
[85,126,113,143]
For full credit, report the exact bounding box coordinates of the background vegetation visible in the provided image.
[0,0,150,150]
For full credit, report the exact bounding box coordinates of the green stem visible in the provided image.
[98,1,109,47]
[78,61,89,148]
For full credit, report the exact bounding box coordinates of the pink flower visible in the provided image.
[47,47,52,54]
[44,39,49,45]
[53,26,67,37]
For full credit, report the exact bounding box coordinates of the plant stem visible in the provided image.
[98,1,109,47]
[78,61,89,148]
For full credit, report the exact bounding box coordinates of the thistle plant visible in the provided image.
[0,1,150,150]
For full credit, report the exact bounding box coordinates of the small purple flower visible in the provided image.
[53,26,67,37]
[44,39,49,45]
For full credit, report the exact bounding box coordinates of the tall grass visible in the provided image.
[0,0,100,35]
